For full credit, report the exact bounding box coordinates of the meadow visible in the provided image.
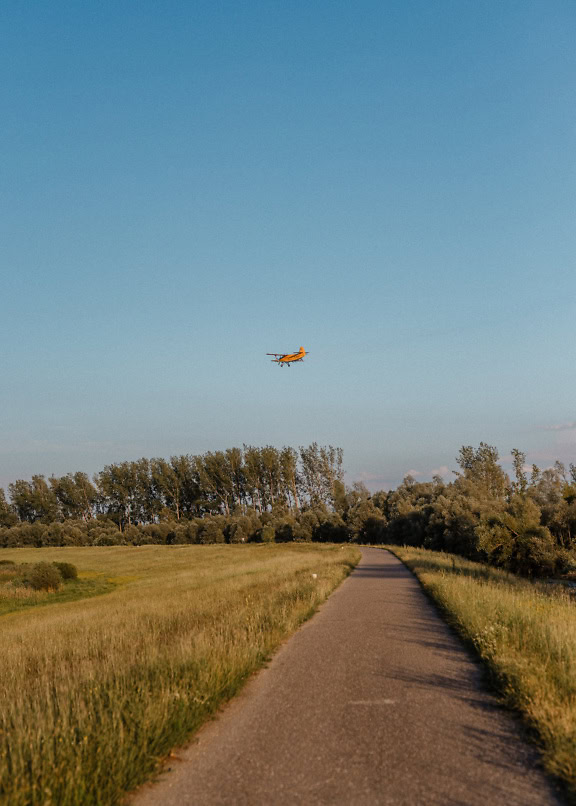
[390,546,576,803]
[0,543,359,805]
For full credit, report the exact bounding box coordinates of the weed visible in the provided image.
[390,545,576,803]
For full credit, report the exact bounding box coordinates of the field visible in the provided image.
[390,546,576,803]
[0,543,360,806]
[0,560,114,616]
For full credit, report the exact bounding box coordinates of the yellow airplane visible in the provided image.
[267,346,308,367]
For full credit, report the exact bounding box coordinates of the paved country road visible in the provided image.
[131,548,562,806]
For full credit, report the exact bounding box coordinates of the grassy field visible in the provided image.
[389,546,576,803]
[0,561,115,616]
[0,543,359,806]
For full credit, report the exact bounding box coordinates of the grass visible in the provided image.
[0,562,115,616]
[389,545,576,803]
[0,543,359,805]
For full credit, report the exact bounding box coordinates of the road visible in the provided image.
[131,548,562,805]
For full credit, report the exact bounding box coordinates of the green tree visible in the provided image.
[151,458,183,520]
[299,443,343,506]
[0,488,17,526]
[476,495,560,576]
[243,445,265,514]
[195,452,235,516]
[197,516,226,544]
[260,524,275,543]
[96,462,147,529]
[456,443,509,500]
[8,476,60,523]
[511,449,527,495]
[50,472,97,521]
[280,446,301,510]
[260,445,282,509]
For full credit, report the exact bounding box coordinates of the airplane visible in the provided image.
[266,346,308,367]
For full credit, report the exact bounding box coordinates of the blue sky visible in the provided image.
[1,0,575,491]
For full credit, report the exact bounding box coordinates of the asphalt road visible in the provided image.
[132,548,562,805]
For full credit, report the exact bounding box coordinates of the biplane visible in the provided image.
[267,346,307,367]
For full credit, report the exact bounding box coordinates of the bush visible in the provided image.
[52,562,78,580]
[260,525,276,543]
[123,525,143,544]
[28,562,62,591]
[197,518,226,544]
[92,528,124,546]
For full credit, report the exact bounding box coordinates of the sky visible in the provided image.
[1,0,575,491]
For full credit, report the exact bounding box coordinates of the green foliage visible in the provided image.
[260,525,276,543]
[381,444,574,578]
[27,562,62,591]
[8,476,60,524]
[4,443,344,528]
[1,441,574,578]
[227,515,255,544]
[0,488,17,527]
[197,517,226,544]
[475,496,560,576]
[511,448,528,495]
[456,442,509,499]
[49,472,97,521]
[52,561,78,580]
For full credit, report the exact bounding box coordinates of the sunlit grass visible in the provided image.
[0,543,359,805]
[389,545,576,803]
[0,561,115,616]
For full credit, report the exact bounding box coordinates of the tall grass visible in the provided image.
[390,546,576,803]
[0,544,359,805]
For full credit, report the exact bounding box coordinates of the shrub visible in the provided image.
[28,562,62,591]
[43,523,67,547]
[197,518,226,544]
[260,525,276,543]
[171,524,190,544]
[141,523,173,544]
[52,562,78,580]
[93,528,125,546]
[123,525,143,544]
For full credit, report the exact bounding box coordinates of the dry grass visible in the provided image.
[0,564,51,606]
[390,546,576,803]
[0,543,359,805]
[0,583,45,602]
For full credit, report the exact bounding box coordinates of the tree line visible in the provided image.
[382,443,576,577]
[1,441,575,577]
[0,443,347,536]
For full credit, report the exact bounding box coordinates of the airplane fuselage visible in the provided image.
[268,346,307,366]
[278,347,306,364]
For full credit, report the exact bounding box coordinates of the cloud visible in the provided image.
[406,469,423,477]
